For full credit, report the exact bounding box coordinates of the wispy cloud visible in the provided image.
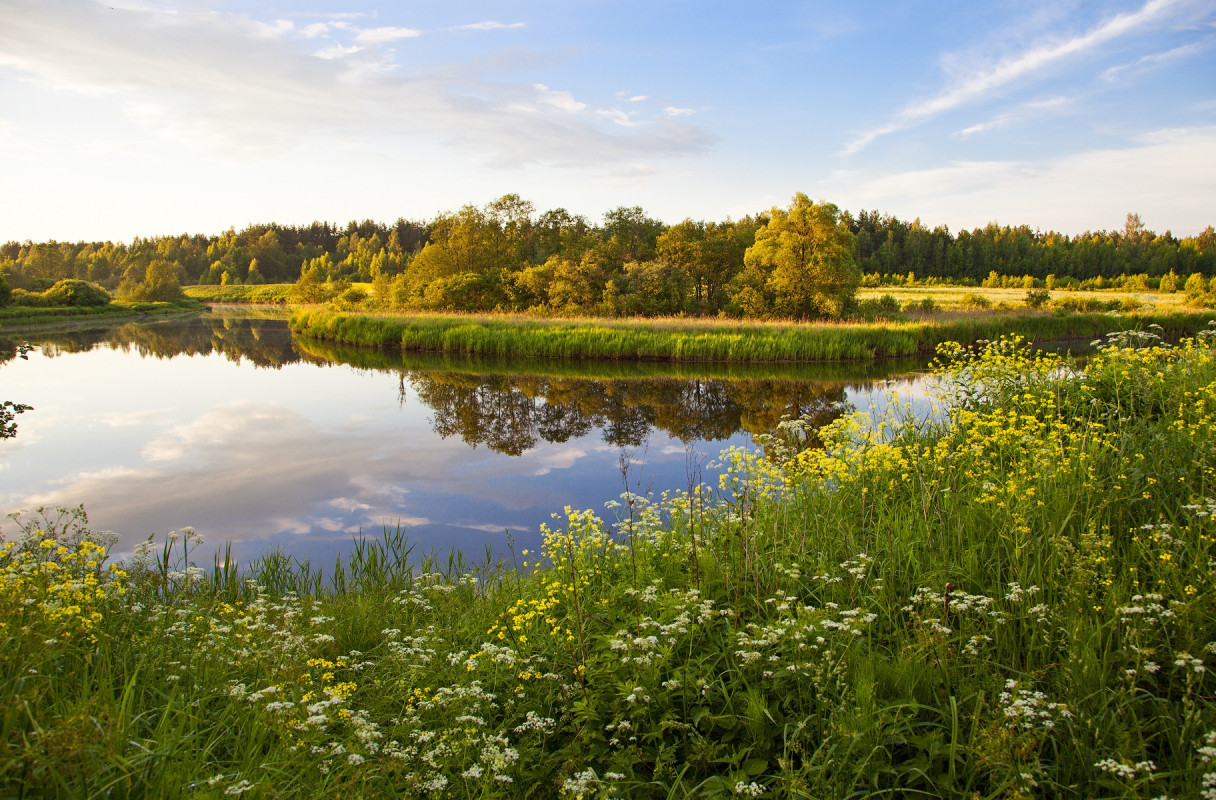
[1101,36,1212,81]
[355,26,422,44]
[0,2,710,166]
[844,0,1184,154]
[449,21,526,32]
[826,125,1216,235]
[956,95,1071,138]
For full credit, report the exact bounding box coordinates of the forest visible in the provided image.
[3,193,1215,319]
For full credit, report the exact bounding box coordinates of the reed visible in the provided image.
[290,307,1216,362]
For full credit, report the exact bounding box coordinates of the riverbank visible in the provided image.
[289,306,1216,362]
[0,299,206,333]
[5,328,1214,797]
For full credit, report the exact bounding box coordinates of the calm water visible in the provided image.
[0,312,930,565]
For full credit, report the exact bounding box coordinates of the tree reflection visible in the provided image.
[408,371,854,454]
[9,315,917,456]
[8,315,300,369]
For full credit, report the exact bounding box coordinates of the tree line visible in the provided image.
[3,195,1214,318]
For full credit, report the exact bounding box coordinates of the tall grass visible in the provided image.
[4,327,1216,797]
[290,307,1216,362]
[184,285,296,304]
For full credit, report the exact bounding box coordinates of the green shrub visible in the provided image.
[9,288,53,307]
[1024,288,1051,308]
[42,279,112,307]
[902,297,938,314]
[854,293,902,320]
[959,292,991,309]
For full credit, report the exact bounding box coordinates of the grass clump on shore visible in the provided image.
[185,285,296,305]
[290,307,1216,362]
[5,328,1216,797]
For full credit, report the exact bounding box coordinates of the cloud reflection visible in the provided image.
[18,398,591,558]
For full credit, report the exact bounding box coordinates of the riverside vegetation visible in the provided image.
[4,326,1216,798]
[288,307,1216,363]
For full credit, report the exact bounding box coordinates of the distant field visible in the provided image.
[858,285,1190,309]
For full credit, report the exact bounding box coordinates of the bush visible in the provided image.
[0,274,9,307]
[959,292,992,310]
[1024,288,1051,309]
[1049,296,1142,313]
[9,288,53,307]
[902,297,938,314]
[42,279,111,307]
[854,293,902,320]
[331,286,369,311]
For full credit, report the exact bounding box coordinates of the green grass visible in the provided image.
[290,307,1216,362]
[5,327,1216,797]
[294,335,926,382]
[0,299,206,331]
[184,284,296,304]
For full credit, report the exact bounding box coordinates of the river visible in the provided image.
[0,311,931,566]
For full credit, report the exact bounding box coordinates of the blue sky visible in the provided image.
[1,0,1213,241]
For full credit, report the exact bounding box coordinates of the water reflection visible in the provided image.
[0,314,928,564]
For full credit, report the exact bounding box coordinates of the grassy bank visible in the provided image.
[0,299,206,332]
[5,328,1216,797]
[290,307,1216,362]
[293,336,926,383]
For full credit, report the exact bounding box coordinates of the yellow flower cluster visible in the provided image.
[0,535,126,644]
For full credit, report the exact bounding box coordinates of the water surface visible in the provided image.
[0,313,929,566]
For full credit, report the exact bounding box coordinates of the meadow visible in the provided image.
[3,326,1216,798]
[855,285,1191,312]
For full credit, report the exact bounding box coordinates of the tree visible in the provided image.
[743,194,859,318]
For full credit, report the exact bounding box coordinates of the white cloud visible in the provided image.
[355,26,422,44]
[628,95,648,102]
[827,125,1216,236]
[253,19,294,39]
[314,43,363,60]
[1100,37,1211,81]
[596,108,646,128]
[329,497,373,512]
[956,95,1071,138]
[449,21,526,32]
[0,1,708,167]
[845,0,1185,154]
[664,106,696,117]
[532,83,586,113]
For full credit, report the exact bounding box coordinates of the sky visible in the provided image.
[1,0,1214,242]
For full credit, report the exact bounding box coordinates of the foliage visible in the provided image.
[41,279,112,307]
[6,329,1216,797]
[1024,288,1051,308]
[117,260,184,302]
[959,292,991,310]
[5,200,1211,322]
[742,194,860,319]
